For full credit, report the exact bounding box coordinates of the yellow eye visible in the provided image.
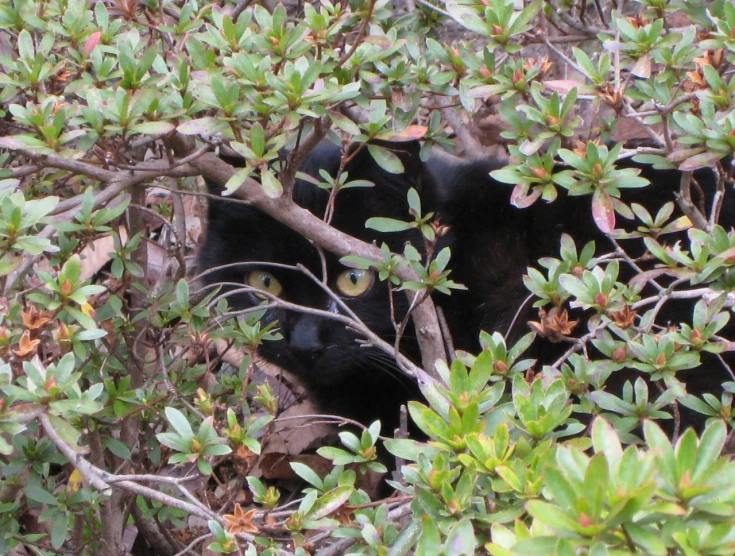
[335,269,374,297]
[247,271,283,299]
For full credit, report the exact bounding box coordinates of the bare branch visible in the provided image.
[676,171,710,231]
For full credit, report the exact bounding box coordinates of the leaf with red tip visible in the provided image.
[592,188,615,233]
[84,31,101,55]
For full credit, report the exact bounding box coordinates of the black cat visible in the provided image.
[426,152,735,424]
[198,140,734,431]
[198,142,432,433]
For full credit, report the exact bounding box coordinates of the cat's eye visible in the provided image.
[335,269,374,297]
[247,270,283,299]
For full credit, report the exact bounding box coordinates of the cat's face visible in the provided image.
[198,142,428,428]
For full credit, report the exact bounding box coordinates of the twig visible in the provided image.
[542,37,588,76]
[436,306,455,363]
[548,324,609,371]
[174,533,212,556]
[433,97,484,158]
[676,171,710,231]
[632,287,735,311]
[414,0,451,19]
[608,237,664,293]
[231,0,255,22]
[281,116,330,195]
[335,0,376,70]
[41,411,232,525]
[10,164,42,178]
[711,164,727,228]
[505,293,535,340]
[39,413,112,495]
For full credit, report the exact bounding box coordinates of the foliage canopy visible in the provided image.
[2,0,735,554]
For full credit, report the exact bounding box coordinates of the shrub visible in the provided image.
[1,0,735,554]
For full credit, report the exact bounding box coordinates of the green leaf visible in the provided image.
[367,144,405,174]
[444,518,477,555]
[384,439,441,461]
[51,512,69,549]
[130,121,175,135]
[47,414,83,451]
[365,217,412,233]
[157,432,191,452]
[105,437,132,460]
[526,501,578,533]
[290,462,323,490]
[260,168,283,198]
[64,306,97,330]
[15,235,59,255]
[328,109,361,135]
[165,407,194,439]
[407,188,421,216]
[693,420,726,483]
[415,515,442,556]
[177,117,229,136]
[250,123,265,158]
[24,484,58,506]
[387,520,421,556]
[305,485,353,520]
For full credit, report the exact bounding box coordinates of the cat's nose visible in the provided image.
[289,315,325,366]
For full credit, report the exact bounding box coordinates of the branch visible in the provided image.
[676,171,710,232]
[12,149,118,182]
[280,116,330,194]
[39,413,113,496]
[433,97,484,158]
[39,412,227,524]
[335,0,376,70]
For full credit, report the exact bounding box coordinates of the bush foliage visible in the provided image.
[2,0,735,554]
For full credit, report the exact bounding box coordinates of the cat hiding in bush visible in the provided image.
[198,140,734,433]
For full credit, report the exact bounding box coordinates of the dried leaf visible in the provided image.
[543,80,581,93]
[592,188,615,233]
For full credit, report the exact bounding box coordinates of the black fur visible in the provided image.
[198,143,428,432]
[199,141,735,431]
[426,153,735,425]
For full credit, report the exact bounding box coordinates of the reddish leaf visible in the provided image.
[592,188,615,233]
[679,152,723,171]
[0,137,26,150]
[511,184,542,208]
[543,80,581,94]
[629,268,675,287]
[363,35,393,50]
[667,147,704,162]
[375,125,427,142]
[84,31,101,55]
